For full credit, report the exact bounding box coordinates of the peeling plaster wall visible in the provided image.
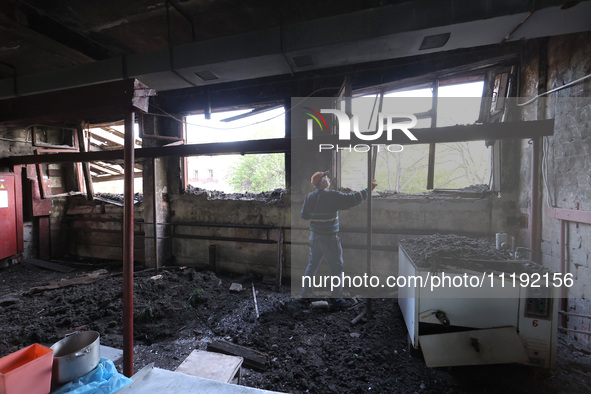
[519,32,591,349]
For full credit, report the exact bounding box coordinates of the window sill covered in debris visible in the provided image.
[183,185,288,204]
[345,184,496,200]
[68,184,492,211]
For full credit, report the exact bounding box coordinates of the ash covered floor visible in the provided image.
[1,261,591,393]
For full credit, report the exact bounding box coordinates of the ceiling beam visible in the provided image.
[0,1,117,61]
[0,79,155,127]
[6,137,291,165]
[304,119,554,147]
[2,119,553,166]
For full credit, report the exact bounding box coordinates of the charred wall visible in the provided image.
[0,126,70,262]
[519,31,591,349]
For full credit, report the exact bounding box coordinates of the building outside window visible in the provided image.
[185,107,286,193]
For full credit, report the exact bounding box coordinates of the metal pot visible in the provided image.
[50,331,101,384]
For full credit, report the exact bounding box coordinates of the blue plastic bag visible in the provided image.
[53,357,133,394]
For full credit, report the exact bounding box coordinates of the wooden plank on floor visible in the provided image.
[23,258,76,273]
[175,350,242,383]
[25,271,109,294]
[207,340,269,371]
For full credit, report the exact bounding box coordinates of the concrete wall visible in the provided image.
[166,191,516,288]
[289,191,518,295]
[170,192,290,277]
[519,32,591,349]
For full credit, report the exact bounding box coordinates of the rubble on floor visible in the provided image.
[2,260,591,393]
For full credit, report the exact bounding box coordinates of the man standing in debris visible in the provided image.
[300,170,377,309]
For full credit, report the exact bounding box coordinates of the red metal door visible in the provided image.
[0,174,18,260]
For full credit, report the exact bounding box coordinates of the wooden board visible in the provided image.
[207,340,269,371]
[23,258,76,273]
[175,350,242,383]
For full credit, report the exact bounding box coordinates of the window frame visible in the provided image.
[181,102,289,194]
[338,66,515,195]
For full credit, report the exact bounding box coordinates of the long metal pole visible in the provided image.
[123,112,135,377]
[427,79,438,190]
[559,219,567,328]
[530,138,541,263]
[153,157,159,273]
[366,93,383,314]
[366,148,373,315]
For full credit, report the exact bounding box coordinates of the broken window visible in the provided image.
[28,126,86,198]
[340,77,493,194]
[85,122,144,195]
[184,106,286,194]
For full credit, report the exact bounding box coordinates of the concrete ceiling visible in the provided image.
[1,0,591,101]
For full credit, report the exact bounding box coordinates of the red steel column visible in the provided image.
[123,112,135,377]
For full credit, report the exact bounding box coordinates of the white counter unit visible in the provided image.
[398,245,558,368]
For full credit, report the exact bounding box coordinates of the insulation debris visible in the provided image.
[400,234,512,267]
[400,234,548,274]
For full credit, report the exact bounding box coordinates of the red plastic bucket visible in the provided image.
[0,343,53,394]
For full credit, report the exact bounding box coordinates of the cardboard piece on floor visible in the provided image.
[175,350,242,384]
